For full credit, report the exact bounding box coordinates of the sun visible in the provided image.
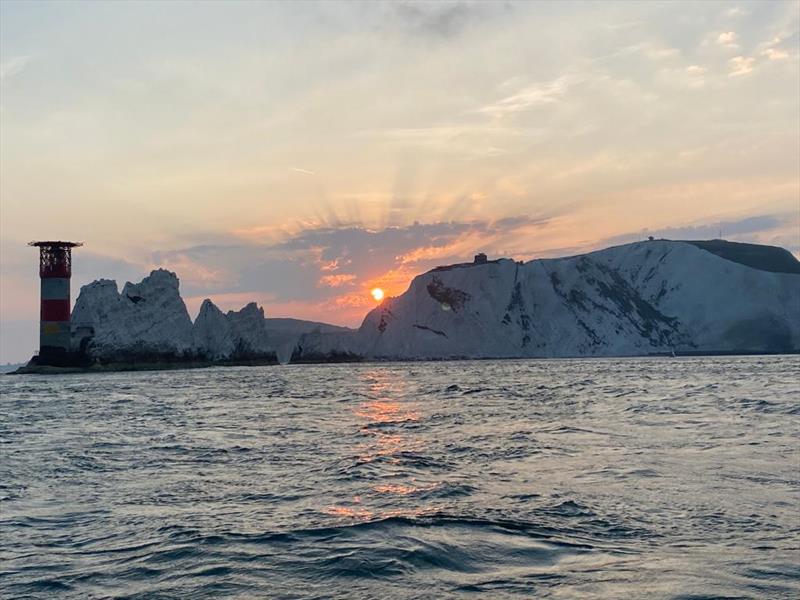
[370,287,385,302]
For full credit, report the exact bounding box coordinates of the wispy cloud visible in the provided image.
[0,55,34,82]
[319,273,356,287]
[542,214,798,260]
[724,8,748,19]
[728,55,755,76]
[360,124,514,159]
[601,20,645,31]
[292,167,316,175]
[599,214,794,248]
[600,42,681,63]
[477,75,573,117]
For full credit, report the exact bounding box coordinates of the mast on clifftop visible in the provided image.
[28,241,83,364]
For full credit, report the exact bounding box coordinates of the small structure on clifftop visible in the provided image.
[474,253,488,264]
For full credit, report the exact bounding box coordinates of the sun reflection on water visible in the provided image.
[353,400,420,425]
[324,368,434,520]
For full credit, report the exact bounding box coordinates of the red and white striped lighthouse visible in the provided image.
[29,241,83,359]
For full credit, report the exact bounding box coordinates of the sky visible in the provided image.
[1,0,798,363]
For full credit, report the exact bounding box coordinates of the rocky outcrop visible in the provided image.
[192,299,236,360]
[294,240,800,360]
[71,270,348,365]
[226,303,272,357]
[191,300,277,362]
[71,269,195,362]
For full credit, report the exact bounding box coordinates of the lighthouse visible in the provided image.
[28,241,83,363]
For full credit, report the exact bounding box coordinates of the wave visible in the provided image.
[2,356,798,599]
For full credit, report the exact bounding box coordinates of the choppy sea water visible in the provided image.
[1,356,798,599]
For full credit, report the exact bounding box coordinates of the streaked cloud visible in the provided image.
[319,273,357,287]
[547,213,799,260]
[599,213,798,249]
[477,75,573,117]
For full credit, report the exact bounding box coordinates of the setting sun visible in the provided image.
[370,288,384,302]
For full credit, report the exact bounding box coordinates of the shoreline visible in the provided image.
[9,349,798,375]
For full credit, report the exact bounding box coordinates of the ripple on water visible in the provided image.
[1,356,798,599]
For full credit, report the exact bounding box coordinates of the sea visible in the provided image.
[1,356,798,599]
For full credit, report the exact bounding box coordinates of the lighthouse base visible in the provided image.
[27,346,91,369]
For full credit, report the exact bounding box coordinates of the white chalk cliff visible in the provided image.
[294,240,800,360]
[71,240,800,364]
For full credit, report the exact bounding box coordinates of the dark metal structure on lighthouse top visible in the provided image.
[29,241,83,363]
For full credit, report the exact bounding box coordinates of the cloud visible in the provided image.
[601,21,645,31]
[292,167,316,175]
[724,8,748,19]
[388,2,503,38]
[685,65,707,76]
[722,30,792,77]
[728,55,755,76]
[493,215,550,230]
[762,48,789,61]
[0,55,34,82]
[756,34,792,62]
[149,216,553,317]
[477,75,573,117]
[717,31,739,48]
[647,47,680,59]
[602,42,680,62]
[394,2,471,37]
[518,213,798,262]
[364,124,501,146]
[598,214,793,248]
[319,273,357,287]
